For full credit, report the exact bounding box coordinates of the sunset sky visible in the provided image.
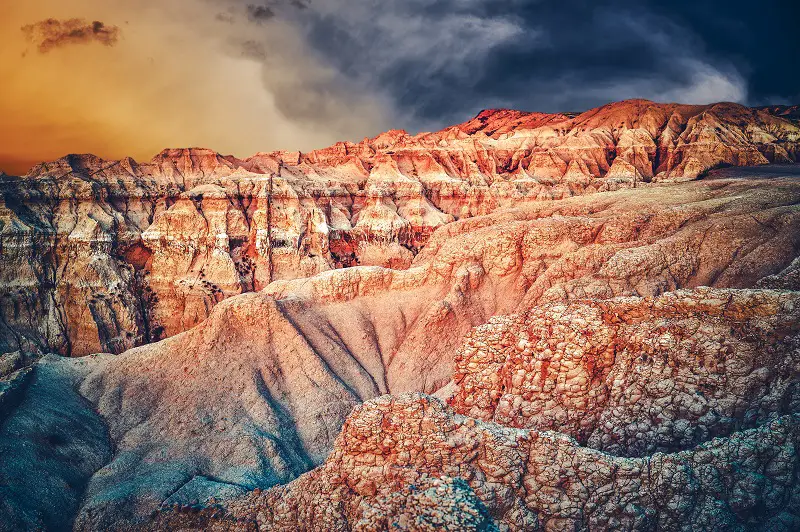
[1,0,796,175]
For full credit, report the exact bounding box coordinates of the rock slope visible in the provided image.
[148,287,800,531]
[2,173,797,529]
[1,101,799,531]
[161,394,800,531]
[1,100,798,356]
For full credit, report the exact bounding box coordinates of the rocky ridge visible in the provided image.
[1,100,799,356]
[1,100,800,531]
[1,172,798,529]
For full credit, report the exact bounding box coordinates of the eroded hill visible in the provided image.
[1,100,798,356]
[1,100,800,531]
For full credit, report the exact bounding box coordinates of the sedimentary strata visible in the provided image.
[1,100,799,531]
[2,173,797,529]
[1,100,798,356]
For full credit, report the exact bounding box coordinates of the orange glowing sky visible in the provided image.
[0,0,390,175]
[4,0,794,176]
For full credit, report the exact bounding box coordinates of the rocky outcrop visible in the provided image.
[154,393,800,531]
[1,100,798,356]
[449,288,800,457]
[5,174,786,529]
[146,288,800,531]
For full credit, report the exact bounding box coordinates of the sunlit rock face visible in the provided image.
[148,289,800,530]
[449,288,800,457]
[156,393,800,531]
[1,100,800,530]
[1,171,795,530]
[122,281,800,531]
[1,100,798,356]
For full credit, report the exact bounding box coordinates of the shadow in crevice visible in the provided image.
[251,370,316,478]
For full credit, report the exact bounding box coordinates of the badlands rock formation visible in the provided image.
[158,391,800,531]
[1,100,800,530]
[450,289,800,457]
[1,100,799,356]
[2,167,800,529]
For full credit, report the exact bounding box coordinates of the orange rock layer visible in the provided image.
[1,100,798,356]
[1,164,799,529]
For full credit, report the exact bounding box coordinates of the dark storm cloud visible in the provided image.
[259,0,797,131]
[21,18,120,53]
[247,4,276,22]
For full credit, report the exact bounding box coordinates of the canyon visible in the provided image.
[1,99,800,530]
[1,99,798,357]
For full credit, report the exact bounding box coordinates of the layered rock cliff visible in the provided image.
[1,100,799,356]
[3,170,799,529]
[1,99,800,531]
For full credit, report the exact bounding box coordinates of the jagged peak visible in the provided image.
[24,153,121,178]
[759,104,800,119]
[473,108,526,120]
[368,129,410,148]
[10,99,799,183]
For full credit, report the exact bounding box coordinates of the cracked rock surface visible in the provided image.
[153,393,800,531]
[449,288,800,457]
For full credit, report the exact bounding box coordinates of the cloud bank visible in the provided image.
[0,0,795,174]
[0,0,390,174]
[283,1,757,129]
